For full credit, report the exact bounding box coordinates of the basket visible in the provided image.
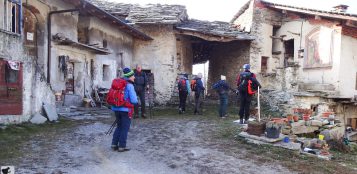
[266,127,281,138]
[247,121,266,136]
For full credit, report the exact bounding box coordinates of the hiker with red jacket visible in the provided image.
[178,74,190,114]
[111,67,138,152]
[236,64,261,124]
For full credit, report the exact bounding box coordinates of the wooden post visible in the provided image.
[258,86,261,122]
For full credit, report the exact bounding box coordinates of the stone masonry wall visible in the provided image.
[133,25,178,105]
[207,41,251,97]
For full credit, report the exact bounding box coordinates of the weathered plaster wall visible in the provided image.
[207,41,250,96]
[88,17,134,89]
[133,25,177,104]
[0,0,55,124]
[339,35,357,97]
[50,45,94,97]
[232,0,254,33]
[175,34,193,74]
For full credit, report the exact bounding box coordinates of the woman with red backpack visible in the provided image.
[110,67,138,152]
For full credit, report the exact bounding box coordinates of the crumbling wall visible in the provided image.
[207,41,250,97]
[175,35,193,74]
[133,25,178,105]
[88,17,134,89]
[232,0,254,33]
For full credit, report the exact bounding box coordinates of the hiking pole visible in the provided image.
[257,86,261,122]
[106,118,117,135]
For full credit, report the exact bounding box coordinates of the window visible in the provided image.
[103,64,110,81]
[0,0,22,34]
[261,56,268,73]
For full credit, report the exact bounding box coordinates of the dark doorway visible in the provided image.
[284,39,294,67]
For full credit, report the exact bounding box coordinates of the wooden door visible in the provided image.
[0,59,23,115]
[65,62,74,94]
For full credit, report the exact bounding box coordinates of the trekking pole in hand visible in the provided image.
[257,86,261,122]
[106,118,117,135]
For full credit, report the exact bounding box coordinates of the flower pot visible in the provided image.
[247,122,266,136]
[293,115,299,122]
[303,114,310,121]
[266,127,281,139]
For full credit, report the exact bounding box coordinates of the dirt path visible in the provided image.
[13,110,292,174]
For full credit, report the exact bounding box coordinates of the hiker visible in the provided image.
[236,64,261,124]
[111,67,138,152]
[212,75,231,118]
[193,73,205,115]
[178,74,190,114]
[134,64,149,118]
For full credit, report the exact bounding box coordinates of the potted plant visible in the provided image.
[265,121,285,138]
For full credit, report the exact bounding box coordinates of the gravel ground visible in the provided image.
[12,109,292,174]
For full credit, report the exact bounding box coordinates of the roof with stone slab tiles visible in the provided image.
[87,0,188,24]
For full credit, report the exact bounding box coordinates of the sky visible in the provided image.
[108,0,357,22]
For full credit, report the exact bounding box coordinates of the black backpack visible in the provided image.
[238,72,252,92]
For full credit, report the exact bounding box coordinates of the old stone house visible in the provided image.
[89,0,254,104]
[0,0,151,124]
[231,0,357,127]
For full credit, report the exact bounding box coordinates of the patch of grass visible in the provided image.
[0,118,76,162]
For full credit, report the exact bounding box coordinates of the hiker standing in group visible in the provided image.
[178,74,190,114]
[111,67,138,152]
[193,73,205,115]
[236,64,261,124]
[134,64,148,118]
[212,75,232,118]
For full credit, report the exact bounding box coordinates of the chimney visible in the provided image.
[332,4,349,13]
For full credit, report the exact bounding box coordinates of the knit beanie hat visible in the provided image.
[123,67,134,78]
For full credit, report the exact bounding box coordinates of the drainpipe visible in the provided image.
[47,9,79,83]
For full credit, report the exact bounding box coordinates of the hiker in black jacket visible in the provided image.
[236,64,261,124]
[194,73,205,115]
[134,64,148,118]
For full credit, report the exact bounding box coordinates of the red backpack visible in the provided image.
[106,78,133,108]
[178,78,187,91]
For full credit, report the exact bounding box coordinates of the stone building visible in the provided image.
[0,0,151,124]
[231,0,357,128]
[89,0,254,103]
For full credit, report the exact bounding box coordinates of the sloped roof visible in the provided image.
[261,0,357,21]
[231,0,357,22]
[176,19,254,41]
[87,0,188,24]
[63,0,152,40]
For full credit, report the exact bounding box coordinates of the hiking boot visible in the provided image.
[118,147,130,152]
[179,108,183,114]
[111,145,118,151]
[239,119,244,124]
[141,114,147,119]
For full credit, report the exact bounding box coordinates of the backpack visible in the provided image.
[238,72,251,93]
[238,72,258,95]
[247,79,258,95]
[190,79,197,91]
[178,78,187,92]
[106,78,132,107]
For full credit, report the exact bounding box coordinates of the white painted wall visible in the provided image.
[274,21,342,89]
[339,35,357,97]
[232,0,254,32]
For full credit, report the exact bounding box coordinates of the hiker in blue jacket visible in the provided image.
[111,67,138,152]
[194,73,205,115]
[212,75,232,118]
